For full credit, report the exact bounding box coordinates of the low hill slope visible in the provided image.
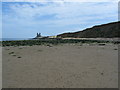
[57,21,120,38]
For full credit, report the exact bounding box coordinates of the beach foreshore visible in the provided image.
[0,47,2,89]
[2,43,118,88]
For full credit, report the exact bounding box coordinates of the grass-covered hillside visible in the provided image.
[57,21,120,38]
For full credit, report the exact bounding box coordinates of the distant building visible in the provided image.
[36,33,41,37]
[33,33,59,39]
[33,33,42,39]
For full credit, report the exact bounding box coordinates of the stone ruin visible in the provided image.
[36,33,41,37]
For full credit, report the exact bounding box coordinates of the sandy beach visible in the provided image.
[0,47,2,89]
[2,43,118,88]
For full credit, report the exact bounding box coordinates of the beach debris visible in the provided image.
[12,54,17,56]
[98,43,106,46]
[9,52,14,55]
[17,56,21,58]
[101,73,104,75]
[46,44,53,47]
[114,48,118,50]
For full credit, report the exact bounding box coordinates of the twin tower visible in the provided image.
[36,33,41,37]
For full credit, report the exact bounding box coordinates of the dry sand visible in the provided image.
[0,47,2,89]
[2,43,118,88]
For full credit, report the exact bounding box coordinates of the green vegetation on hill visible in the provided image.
[1,38,120,47]
[57,21,120,38]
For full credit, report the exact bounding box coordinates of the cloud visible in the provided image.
[0,2,2,38]
[2,2,118,38]
[2,0,119,2]
[4,2,117,20]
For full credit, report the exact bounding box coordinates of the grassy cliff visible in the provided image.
[57,21,120,38]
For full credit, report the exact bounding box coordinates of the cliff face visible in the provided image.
[57,21,120,38]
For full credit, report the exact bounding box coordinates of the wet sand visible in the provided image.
[2,44,118,88]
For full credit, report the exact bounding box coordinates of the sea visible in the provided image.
[0,38,32,41]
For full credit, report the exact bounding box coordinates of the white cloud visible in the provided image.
[2,0,119,2]
[2,2,118,38]
[5,2,118,20]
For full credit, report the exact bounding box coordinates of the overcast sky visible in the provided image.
[2,0,118,38]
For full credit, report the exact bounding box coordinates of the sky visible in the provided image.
[1,0,119,38]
